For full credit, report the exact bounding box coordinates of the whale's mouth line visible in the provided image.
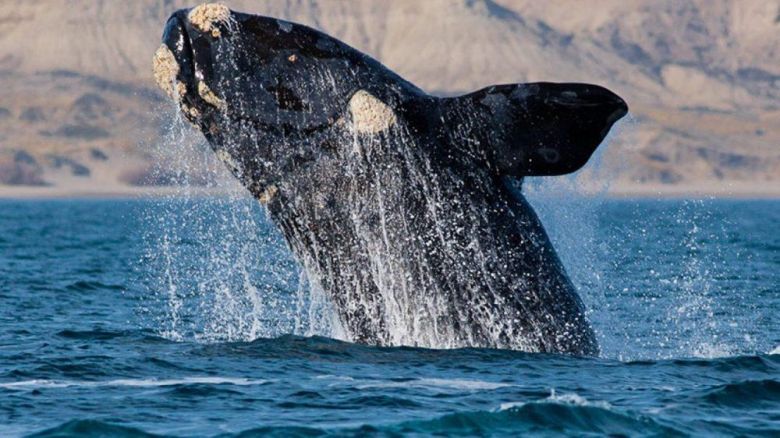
[171,19,195,78]
[161,15,190,76]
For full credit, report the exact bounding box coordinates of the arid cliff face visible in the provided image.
[1,0,777,195]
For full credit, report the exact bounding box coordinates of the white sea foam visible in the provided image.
[0,377,268,390]
[498,389,611,411]
[498,401,526,410]
[546,389,612,409]
[315,374,354,380]
[356,377,512,391]
[770,346,780,355]
[319,375,511,391]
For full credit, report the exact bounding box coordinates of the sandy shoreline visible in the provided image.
[1,182,777,200]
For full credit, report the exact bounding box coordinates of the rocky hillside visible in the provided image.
[0,0,778,195]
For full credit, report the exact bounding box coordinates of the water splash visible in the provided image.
[522,118,753,360]
[142,17,748,358]
[661,200,736,358]
[523,127,616,355]
[138,102,758,359]
[139,105,340,343]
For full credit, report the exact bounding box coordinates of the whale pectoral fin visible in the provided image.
[440,82,628,176]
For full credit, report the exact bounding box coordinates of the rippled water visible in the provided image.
[1,198,778,436]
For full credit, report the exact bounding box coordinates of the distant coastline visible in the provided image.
[1,182,777,200]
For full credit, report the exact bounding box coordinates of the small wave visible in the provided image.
[380,402,680,436]
[64,280,124,292]
[167,384,244,398]
[277,394,421,410]
[17,391,711,438]
[54,328,170,344]
[315,374,512,391]
[702,379,780,407]
[332,376,514,391]
[346,395,422,408]
[315,374,355,382]
[56,329,126,340]
[230,425,325,437]
[356,377,512,391]
[770,346,780,355]
[1,376,268,390]
[667,353,779,374]
[225,402,683,437]
[27,420,157,438]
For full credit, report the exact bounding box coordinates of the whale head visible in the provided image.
[153,3,425,199]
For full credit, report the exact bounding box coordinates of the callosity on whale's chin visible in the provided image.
[153,3,628,355]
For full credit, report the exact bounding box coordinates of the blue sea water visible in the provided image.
[0,197,778,436]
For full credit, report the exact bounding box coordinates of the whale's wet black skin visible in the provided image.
[154,4,628,355]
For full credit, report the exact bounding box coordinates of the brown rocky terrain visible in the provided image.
[0,0,778,197]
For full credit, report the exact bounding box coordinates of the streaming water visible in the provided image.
[146,13,624,353]
[141,107,339,343]
[146,37,743,355]
[138,102,768,363]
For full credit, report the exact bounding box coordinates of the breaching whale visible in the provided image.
[153,4,628,355]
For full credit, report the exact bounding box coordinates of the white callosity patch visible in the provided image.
[152,45,200,123]
[198,81,226,110]
[348,90,397,134]
[152,45,185,99]
[188,3,231,38]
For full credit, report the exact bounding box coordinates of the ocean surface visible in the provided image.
[1,197,778,436]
